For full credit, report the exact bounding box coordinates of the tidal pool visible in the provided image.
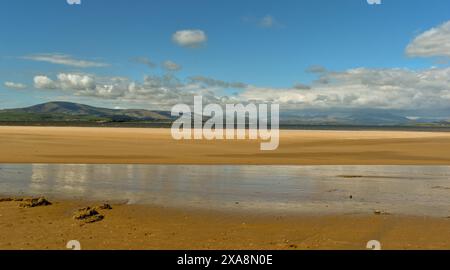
[0,164,449,217]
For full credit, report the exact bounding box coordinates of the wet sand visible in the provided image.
[1,199,449,250]
[2,164,450,217]
[2,126,450,165]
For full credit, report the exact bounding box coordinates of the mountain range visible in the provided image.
[0,101,447,127]
[0,102,173,123]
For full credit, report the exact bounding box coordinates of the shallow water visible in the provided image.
[0,164,449,217]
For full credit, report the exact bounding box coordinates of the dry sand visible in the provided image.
[2,126,450,164]
[1,199,449,250]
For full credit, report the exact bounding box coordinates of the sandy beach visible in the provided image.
[2,126,450,165]
[1,126,450,250]
[1,199,449,250]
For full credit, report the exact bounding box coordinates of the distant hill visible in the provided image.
[0,102,174,123]
[280,109,412,126]
[0,101,444,128]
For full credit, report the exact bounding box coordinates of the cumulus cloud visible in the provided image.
[23,53,109,68]
[240,67,450,110]
[4,81,27,90]
[172,30,207,48]
[162,60,182,71]
[34,75,57,89]
[30,65,450,111]
[57,73,96,90]
[406,21,450,58]
[32,72,225,106]
[33,73,133,99]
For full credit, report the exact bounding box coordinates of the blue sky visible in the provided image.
[1,0,450,113]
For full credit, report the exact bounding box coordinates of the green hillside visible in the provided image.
[0,102,173,123]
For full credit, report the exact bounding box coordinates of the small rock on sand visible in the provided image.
[19,197,52,208]
[73,207,105,224]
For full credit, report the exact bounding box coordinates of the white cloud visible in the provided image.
[32,72,232,107]
[4,81,27,90]
[240,67,450,110]
[162,60,182,71]
[172,30,207,48]
[406,21,450,58]
[34,73,131,99]
[34,75,57,89]
[23,53,109,68]
[57,73,96,90]
[30,66,450,111]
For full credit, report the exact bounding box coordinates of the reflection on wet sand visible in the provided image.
[30,164,89,194]
[0,164,449,217]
